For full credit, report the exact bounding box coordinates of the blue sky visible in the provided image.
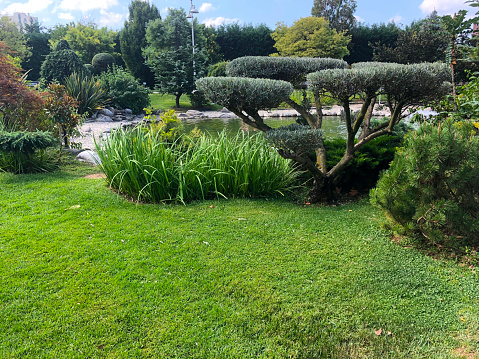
[0,0,476,30]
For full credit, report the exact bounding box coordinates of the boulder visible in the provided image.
[101,108,114,117]
[76,150,101,165]
[97,114,113,122]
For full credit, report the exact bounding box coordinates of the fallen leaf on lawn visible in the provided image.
[387,331,392,336]
[203,241,209,245]
[65,205,81,210]
[375,329,382,336]
[238,218,247,221]
[460,317,466,322]
[209,205,214,208]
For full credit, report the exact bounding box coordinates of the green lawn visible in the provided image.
[1,162,478,358]
[149,93,193,112]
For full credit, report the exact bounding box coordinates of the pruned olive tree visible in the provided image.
[196,56,451,202]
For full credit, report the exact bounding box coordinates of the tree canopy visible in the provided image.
[311,0,357,32]
[119,0,161,88]
[271,17,350,58]
[0,16,31,62]
[372,13,449,64]
[197,57,451,202]
[144,9,208,108]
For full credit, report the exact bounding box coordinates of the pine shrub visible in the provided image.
[371,120,479,242]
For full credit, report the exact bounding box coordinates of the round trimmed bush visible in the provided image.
[226,56,348,87]
[196,77,293,113]
[92,53,116,74]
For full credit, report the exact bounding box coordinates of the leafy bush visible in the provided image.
[371,120,479,242]
[0,42,46,132]
[96,129,298,203]
[196,77,293,113]
[189,90,210,110]
[208,61,228,77]
[226,56,348,87]
[91,53,116,74]
[64,72,107,116]
[265,124,323,155]
[0,131,58,173]
[43,83,81,148]
[40,41,86,84]
[99,66,150,114]
[147,109,184,141]
[325,135,401,192]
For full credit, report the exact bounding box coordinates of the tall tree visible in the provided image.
[0,16,31,62]
[372,13,449,64]
[271,17,350,58]
[311,0,357,32]
[344,22,400,64]
[119,0,161,88]
[22,20,51,80]
[144,9,208,108]
[63,22,117,64]
[212,23,276,61]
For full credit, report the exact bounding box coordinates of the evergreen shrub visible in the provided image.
[371,120,479,242]
[99,66,150,114]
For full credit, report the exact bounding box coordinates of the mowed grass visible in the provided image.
[1,163,479,358]
[149,93,192,112]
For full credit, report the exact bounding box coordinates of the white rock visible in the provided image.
[76,150,101,165]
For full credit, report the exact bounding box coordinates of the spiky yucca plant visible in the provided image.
[64,72,107,116]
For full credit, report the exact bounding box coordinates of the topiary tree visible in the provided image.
[197,56,452,202]
[91,53,116,74]
[40,40,86,84]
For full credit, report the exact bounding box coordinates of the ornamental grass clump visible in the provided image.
[96,128,298,203]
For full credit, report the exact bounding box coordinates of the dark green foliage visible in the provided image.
[189,91,209,110]
[91,53,116,74]
[64,72,107,116]
[0,131,58,173]
[371,120,479,242]
[22,27,51,81]
[144,9,208,108]
[325,135,401,192]
[119,0,161,88]
[265,124,323,155]
[208,61,228,77]
[344,22,400,64]
[227,56,348,87]
[40,45,86,84]
[372,14,449,64]
[99,65,150,114]
[0,131,57,154]
[196,77,293,113]
[54,39,71,51]
[212,23,276,61]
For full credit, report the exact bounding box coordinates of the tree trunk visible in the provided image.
[308,175,335,204]
[175,93,181,108]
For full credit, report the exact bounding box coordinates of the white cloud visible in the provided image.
[3,0,53,14]
[419,0,467,15]
[59,0,118,12]
[161,7,171,15]
[354,15,364,23]
[202,16,240,27]
[388,15,404,24]
[199,3,215,13]
[58,12,74,20]
[99,9,122,27]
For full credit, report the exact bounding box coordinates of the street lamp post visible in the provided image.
[186,0,199,79]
